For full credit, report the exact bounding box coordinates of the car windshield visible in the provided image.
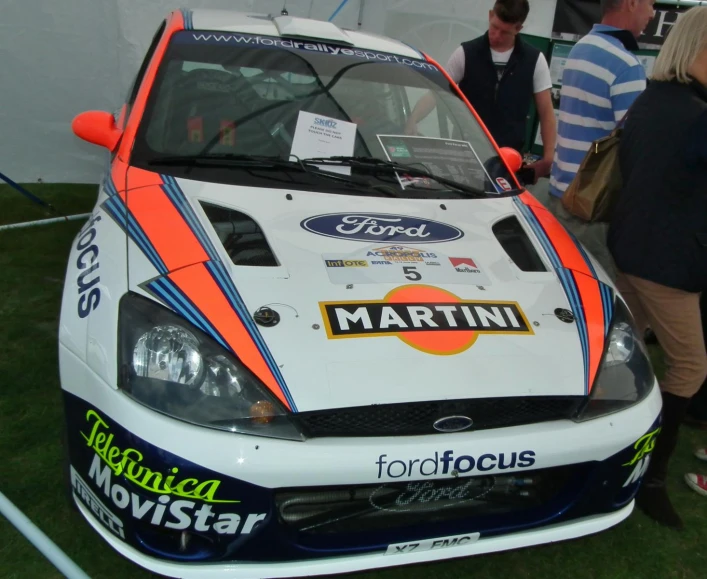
[131,30,518,198]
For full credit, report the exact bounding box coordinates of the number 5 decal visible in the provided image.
[403,266,422,281]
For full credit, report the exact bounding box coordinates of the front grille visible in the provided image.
[276,464,578,536]
[296,396,584,438]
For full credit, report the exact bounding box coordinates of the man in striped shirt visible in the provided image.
[539,0,655,280]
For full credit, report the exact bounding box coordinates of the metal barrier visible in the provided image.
[0,213,90,232]
[0,490,91,578]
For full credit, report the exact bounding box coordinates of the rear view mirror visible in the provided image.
[499,147,523,174]
[72,110,123,151]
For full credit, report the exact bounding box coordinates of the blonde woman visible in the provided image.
[608,6,707,530]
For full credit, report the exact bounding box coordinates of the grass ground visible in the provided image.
[1,183,706,579]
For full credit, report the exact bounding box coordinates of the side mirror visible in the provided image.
[72,111,123,151]
[499,147,523,174]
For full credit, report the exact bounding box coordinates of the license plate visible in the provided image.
[385,532,480,555]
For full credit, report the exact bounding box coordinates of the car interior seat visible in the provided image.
[156,68,285,157]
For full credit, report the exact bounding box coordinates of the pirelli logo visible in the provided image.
[319,285,533,355]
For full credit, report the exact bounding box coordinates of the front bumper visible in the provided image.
[77,498,634,579]
[61,346,662,578]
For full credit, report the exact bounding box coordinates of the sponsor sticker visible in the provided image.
[623,427,661,468]
[622,426,661,487]
[325,259,368,268]
[496,177,512,192]
[322,247,490,286]
[81,410,237,504]
[301,213,464,243]
[387,143,411,158]
[386,532,481,555]
[71,466,125,540]
[319,284,533,355]
[77,410,267,537]
[449,257,481,273]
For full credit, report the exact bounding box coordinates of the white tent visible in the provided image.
[0,0,558,184]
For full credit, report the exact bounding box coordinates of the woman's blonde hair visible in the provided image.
[652,6,707,83]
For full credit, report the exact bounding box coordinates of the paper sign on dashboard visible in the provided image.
[290,111,356,175]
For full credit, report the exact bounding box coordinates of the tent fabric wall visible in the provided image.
[0,0,557,184]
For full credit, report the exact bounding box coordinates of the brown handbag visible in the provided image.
[561,113,629,223]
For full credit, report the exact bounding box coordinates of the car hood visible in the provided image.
[117,171,614,413]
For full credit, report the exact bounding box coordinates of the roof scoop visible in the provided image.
[272,15,355,45]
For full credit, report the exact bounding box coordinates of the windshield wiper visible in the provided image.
[146,154,398,197]
[147,154,308,170]
[302,156,489,197]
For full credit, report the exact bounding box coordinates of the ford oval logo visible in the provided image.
[300,213,464,244]
[433,416,474,433]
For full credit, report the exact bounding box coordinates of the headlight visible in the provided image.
[118,292,304,440]
[573,297,656,421]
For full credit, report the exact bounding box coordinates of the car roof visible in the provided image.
[188,10,424,60]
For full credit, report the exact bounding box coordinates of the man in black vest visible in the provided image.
[405,0,556,183]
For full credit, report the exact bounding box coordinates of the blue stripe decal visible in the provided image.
[161,175,220,262]
[162,176,298,411]
[569,232,598,279]
[204,260,298,411]
[125,212,169,274]
[147,278,230,350]
[148,280,209,335]
[102,196,164,273]
[101,197,125,226]
[102,194,168,274]
[561,269,590,392]
[600,284,609,336]
[513,198,561,269]
[181,9,193,30]
[105,173,297,410]
[103,176,118,197]
[600,283,615,337]
[514,197,590,393]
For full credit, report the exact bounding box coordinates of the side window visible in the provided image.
[125,20,167,115]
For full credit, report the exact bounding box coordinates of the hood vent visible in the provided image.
[492,216,547,272]
[200,202,278,267]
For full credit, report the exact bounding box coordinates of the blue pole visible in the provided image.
[0,170,58,214]
[328,0,349,22]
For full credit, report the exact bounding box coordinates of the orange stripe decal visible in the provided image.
[572,271,607,389]
[168,264,290,408]
[526,204,594,278]
[101,169,296,410]
[512,196,610,394]
[126,166,166,189]
[119,10,185,160]
[121,185,209,271]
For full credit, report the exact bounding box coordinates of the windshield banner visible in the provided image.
[172,31,440,71]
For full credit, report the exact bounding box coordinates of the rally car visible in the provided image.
[59,8,662,579]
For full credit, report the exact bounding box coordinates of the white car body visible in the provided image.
[59,9,662,579]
